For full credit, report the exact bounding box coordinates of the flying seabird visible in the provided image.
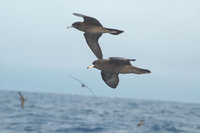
[67,13,124,59]
[137,119,145,127]
[69,75,97,97]
[18,91,25,109]
[87,57,151,88]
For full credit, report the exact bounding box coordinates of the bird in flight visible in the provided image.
[67,13,124,59]
[18,91,25,109]
[87,57,151,88]
[69,75,97,97]
[137,119,145,127]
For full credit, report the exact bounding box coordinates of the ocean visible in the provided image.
[0,90,200,133]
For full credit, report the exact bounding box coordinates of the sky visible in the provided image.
[0,0,200,103]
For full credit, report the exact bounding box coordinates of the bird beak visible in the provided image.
[87,65,94,69]
[67,26,73,29]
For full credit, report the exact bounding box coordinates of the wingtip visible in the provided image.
[73,13,84,17]
[109,84,118,89]
[130,59,136,61]
[72,13,80,17]
[67,26,73,29]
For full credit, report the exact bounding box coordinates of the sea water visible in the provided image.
[0,90,200,133]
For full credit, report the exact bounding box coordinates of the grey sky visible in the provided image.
[0,0,200,103]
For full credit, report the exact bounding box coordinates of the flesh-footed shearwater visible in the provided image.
[137,119,145,127]
[67,13,124,59]
[69,75,96,97]
[18,91,25,109]
[87,57,151,88]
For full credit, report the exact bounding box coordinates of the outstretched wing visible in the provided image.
[137,119,145,127]
[69,75,97,97]
[18,91,25,109]
[101,71,119,89]
[21,101,24,109]
[18,91,24,99]
[85,86,97,97]
[84,33,103,59]
[69,75,83,84]
[109,57,135,65]
[73,13,102,26]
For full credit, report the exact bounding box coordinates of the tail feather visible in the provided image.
[138,68,151,74]
[105,28,124,35]
[130,66,151,74]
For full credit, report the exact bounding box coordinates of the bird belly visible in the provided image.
[85,26,106,33]
[116,66,134,74]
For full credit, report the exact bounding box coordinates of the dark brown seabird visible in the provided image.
[18,91,25,109]
[137,119,145,127]
[69,75,97,97]
[67,13,124,59]
[87,57,151,88]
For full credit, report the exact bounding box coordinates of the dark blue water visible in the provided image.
[0,90,200,133]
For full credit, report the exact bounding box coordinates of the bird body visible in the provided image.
[68,13,123,59]
[91,58,150,74]
[88,57,151,88]
[18,91,25,109]
[69,75,97,97]
[137,119,145,127]
[72,22,109,34]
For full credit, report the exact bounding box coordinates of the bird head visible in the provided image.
[67,22,82,29]
[87,59,106,70]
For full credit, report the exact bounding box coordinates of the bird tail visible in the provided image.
[137,68,151,74]
[125,66,151,74]
[105,28,124,35]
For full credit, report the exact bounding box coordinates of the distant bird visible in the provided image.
[137,119,145,127]
[69,75,97,97]
[18,91,25,109]
[87,57,151,88]
[67,13,124,59]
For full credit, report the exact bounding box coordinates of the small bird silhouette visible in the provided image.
[69,75,97,97]
[137,119,145,127]
[67,13,124,59]
[18,91,25,109]
[87,57,151,88]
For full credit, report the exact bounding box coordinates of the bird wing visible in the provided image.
[85,86,97,97]
[101,71,119,89]
[73,13,102,26]
[109,57,135,65]
[137,119,144,127]
[18,92,25,109]
[69,75,97,97]
[21,100,24,109]
[84,33,103,59]
[18,91,24,99]
[69,75,84,84]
